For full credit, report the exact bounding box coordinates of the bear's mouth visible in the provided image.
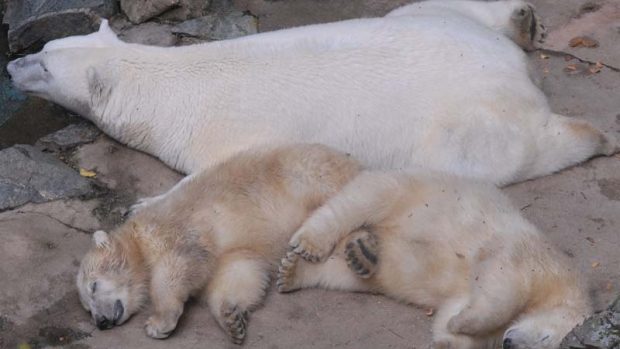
[113,299,124,324]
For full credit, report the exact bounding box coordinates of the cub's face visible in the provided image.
[502,306,587,349]
[77,231,146,330]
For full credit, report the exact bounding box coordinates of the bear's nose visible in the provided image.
[503,337,513,349]
[96,315,113,330]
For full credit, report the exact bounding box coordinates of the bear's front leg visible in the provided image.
[205,250,271,344]
[145,253,208,339]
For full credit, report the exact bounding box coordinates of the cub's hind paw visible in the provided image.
[289,228,331,263]
[222,304,248,345]
[276,250,301,293]
[344,230,378,278]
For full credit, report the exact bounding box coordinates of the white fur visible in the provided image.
[7,1,616,185]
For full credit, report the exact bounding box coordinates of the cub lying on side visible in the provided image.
[277,172,591,349]
[76,144,360,344]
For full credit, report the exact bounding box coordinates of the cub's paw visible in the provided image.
[276,250,301,293]
[221,304,248,345]
[446,311,485,336]
[127,194,163,217]
[289,227,333,262]
[511,2,547,49]
[344,230,379,278]
[145,314,177,339]
[432,339,455,349]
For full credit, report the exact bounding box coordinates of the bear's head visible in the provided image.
[77,230,148,330]
[502,302,589,349]
[6,20,123,116]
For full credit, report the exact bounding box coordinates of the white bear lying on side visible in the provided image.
[277,171,591,349]
[7,0,617,185]
[76,144,361,344]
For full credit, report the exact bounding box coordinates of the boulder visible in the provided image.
[120,0,179,24]
[118,21,179,46]
[35,122,101,152]
[3,0,117,53]
[560,296,620,349]
[0,145,94,211]
[159,0,212,22]
[173,10,257,42]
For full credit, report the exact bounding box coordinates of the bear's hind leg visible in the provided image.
[508,2,547,50]
[526,114,618,181]
[344,229,379,279]
[205,250,270,344]
[277,235,373,293]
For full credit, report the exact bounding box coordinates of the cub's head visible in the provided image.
[6,20,123,116]
[502,304,589,349]
[77,230,147,330]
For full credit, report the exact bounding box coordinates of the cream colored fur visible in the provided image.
[8,0,617,185]
[278,171,592,349]
[76,144,360,344]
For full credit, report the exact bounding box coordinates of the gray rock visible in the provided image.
[120,0,179,24]
[560,296,620,349]
[119,21,179,46]
[0,145,94,211]
[173,10,258,42]
[35,123,101,152]
[159,0,211,22]
[3,0,117,53]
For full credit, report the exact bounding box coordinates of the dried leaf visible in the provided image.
[606,282,613,291]
[539,53,549,59]
[79,168,97,178]
[568,36,599,48]
[591,262,600,268]
[589,61,604,74]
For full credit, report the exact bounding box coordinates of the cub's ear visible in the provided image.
[93,230,111,249]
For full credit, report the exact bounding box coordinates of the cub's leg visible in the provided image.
[145,252,209,339]
[290,172,403,262]
[432,298,491,349]
[526,114,618,181]
[445,258,526,337]
[129,173,197,215]
[277,234,372,293]
[205,250,270,345]
[343,230,379,279]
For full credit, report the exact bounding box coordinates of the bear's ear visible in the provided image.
[97,19,118,39]
[87,66,115,109]
[93,230,111,249]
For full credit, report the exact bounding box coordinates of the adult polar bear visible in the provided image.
[7,0,617,185]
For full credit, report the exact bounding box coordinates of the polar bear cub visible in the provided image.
[277,172,591,349]
[76,144,360,344]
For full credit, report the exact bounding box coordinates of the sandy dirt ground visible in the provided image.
[0,0,619,348]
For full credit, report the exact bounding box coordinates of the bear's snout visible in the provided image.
[6,59,19,80]
[95,315,114,330]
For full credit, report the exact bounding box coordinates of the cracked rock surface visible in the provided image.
[0,145,94,211]
[560,296,620,349]
[2,0,116,52]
